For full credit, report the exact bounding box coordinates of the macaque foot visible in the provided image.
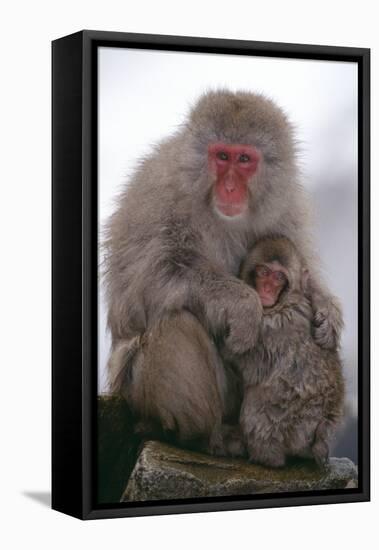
[209,424,247,458]
[312,439,329,468]
[247,444,286,468]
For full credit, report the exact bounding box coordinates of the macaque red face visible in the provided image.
[254,262,288,308]
[208,142,261,218]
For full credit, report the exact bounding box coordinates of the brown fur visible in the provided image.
[238,237,345,466]
[103,90,343,450]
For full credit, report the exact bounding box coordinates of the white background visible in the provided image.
[0,1,377,549]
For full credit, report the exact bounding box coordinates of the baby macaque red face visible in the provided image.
[254,262,288,308]
[208,142,261,218]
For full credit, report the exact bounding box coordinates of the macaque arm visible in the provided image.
[307,276,344,350]
[107,218,262,355]
[190,261,263,351]
[168,257,263,355]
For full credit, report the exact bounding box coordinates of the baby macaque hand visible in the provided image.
[313,297,343,350]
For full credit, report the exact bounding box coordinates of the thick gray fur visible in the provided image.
[238,237,345,466]
[103,90,343,451]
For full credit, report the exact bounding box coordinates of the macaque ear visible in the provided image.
[301,268,310,292]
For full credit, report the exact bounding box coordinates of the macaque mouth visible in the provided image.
[259,284,288,308]
[208,142,260,218]
[215,200,248,217]
[262,283,289,307]
[259,292,277,307]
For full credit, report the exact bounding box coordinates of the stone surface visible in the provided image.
[122,440,358,502]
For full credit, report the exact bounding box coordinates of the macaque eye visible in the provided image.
[274,271,286,282]
[255,265,270,277]
[217,151,229,161]
[239,153,250,163]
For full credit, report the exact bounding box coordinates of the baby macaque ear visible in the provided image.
[301,267,310,292]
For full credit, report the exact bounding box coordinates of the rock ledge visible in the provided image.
[122,440,358,502]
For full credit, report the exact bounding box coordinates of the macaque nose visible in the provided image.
[225,172,236,192]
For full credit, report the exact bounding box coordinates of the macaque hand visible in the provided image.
[312,296,343,350]
[219,282,263,356]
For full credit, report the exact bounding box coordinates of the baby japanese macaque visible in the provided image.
[238,237,344,467]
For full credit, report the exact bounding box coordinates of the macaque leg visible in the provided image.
[240,390,286,468]
[122,311,228,449]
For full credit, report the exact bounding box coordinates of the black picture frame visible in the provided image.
[52,30,370,520]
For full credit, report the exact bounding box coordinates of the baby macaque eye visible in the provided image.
[274,271,286,282]
[255,265,270,277]
[217,151,229,161]
[239,153,250,163]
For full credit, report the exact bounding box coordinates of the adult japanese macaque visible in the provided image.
[104,90,343,452]
[238,237,345,467]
